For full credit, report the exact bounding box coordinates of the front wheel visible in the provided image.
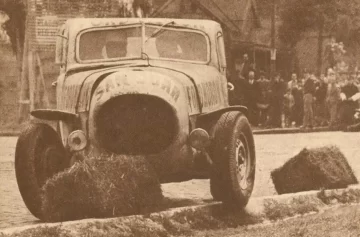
[15,123,69,219]
[210,111,256,208]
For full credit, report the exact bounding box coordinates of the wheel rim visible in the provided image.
[235,134,250,190]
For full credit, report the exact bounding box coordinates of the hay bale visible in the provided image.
[41,155,163,222]
[271,146,358,194]
[41,162,101,221]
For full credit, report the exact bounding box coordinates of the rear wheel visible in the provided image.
[15,123,69,219]
[210,112,256,208]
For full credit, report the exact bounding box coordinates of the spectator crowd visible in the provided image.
[231,55,360,131]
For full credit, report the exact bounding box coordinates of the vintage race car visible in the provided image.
[15,18,256,219]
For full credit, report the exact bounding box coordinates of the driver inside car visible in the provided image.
[101,31,127,59]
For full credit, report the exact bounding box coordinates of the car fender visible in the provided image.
[198,105,248,119]
[30,109,78,122]
[196,106,248,134]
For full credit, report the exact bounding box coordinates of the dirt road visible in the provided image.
[1,132,360,229]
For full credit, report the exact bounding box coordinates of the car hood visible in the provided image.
[57,61,227,114]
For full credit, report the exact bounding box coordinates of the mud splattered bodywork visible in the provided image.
[18,18,255,217]
[32,18,248,182]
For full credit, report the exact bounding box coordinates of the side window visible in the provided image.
[55,25,68,71]
[216,32,227,71]
[55,27,65,65]
[62,29,68,69]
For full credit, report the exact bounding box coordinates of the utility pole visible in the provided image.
[18,0,30,123]
[18,31,29,123]
[270,0,276,79]
[317,16,324,76]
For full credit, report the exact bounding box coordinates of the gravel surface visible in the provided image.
[1,132,360,229]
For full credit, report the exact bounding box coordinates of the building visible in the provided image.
[152,0,291,79]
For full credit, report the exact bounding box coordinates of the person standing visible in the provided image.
[302,73,316,129]
[287,72,298,90]
[235,54,251,81]
[344,78,360,131]
[243,70,261,126]
[288,73,303,126]
[269,73,286,128]
[314,73,328,126]
[338,74,359,128]
[231,61,248,105]
[257,71,271,127]
[283,88,295,127]
[326,68,341,129]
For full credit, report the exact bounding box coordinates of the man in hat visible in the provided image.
[243,70,261,126]
[257,71,271,127]
[301,72,316,129]
[314,73,328,126]
[269,73,286,128]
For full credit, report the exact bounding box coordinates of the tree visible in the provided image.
[279,0,338,74]
[279,0,338,46]
[333,0,360,70]
[0,0,26,62]
[279,0,360,74]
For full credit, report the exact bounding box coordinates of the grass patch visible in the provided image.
[161,218,192,236]
[0,226,71,237]
[127,220,169,237]
[6,198,359,237]
[317,188,360,205]
[187,205,360,237]
[164,206,261,231]
[75,219,170,237]
[263,196,320,221]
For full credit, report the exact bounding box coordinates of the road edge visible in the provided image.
[1,185,360,236]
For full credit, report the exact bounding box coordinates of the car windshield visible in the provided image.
[78,25,209,63]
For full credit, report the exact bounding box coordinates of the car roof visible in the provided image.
[65,18,221,35]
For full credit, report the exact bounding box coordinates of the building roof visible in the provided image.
[195,0,240,31]
[64,17,222,35]
[152,0,260,33]
[208,0,260,26]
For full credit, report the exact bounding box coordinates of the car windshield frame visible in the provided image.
[75,23,211,65]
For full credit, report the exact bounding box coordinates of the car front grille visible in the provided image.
[95,94,178,155]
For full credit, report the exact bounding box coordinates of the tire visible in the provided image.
[209,114,229,201]
[211,111,256,208]
[15,123,69,219]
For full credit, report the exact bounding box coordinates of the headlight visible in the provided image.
[68,130,87,151]
[189,128,210,151]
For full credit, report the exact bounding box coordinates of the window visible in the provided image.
[147,26,208,62]
[78,26,142,61]
[77,25,209,63]
[217,32,227,69]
